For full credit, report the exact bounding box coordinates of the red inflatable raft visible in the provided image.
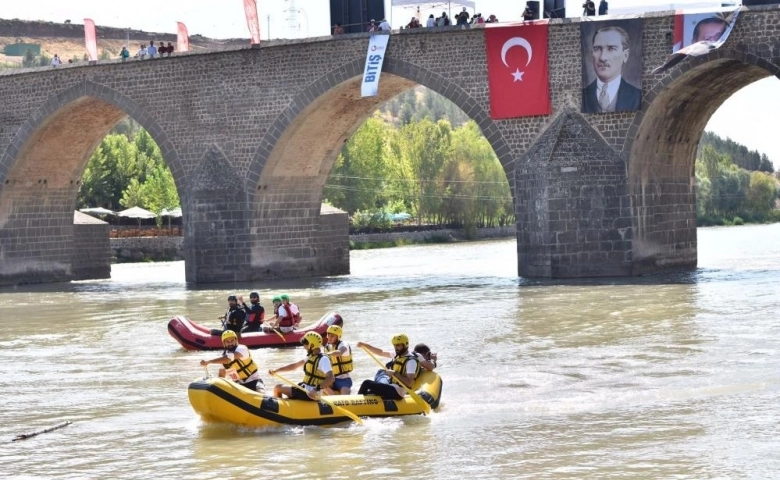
[168,311,343,351]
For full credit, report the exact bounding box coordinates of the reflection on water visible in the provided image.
[1,225,779,478]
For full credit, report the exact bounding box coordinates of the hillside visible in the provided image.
[0,19,247,66]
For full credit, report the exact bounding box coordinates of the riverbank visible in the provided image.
[109,226,516,262]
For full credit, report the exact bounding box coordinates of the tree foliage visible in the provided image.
[695,144,780,225]
[77,126,179,225]
[699,131,774,173]
[323,92,514,230]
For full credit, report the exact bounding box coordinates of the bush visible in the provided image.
[732,216,744,225]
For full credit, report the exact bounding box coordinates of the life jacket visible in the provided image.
[245,303,264,325]
[224,350,259,382]
[279,303,300,328]
[390,353,421,387]
[325,341,353,376]
[302,353,327,387]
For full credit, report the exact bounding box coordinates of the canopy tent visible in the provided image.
[79,207,115,216]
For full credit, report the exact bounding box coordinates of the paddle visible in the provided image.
[360,345,432,415]
[271,328,286,342]
[270,371,363,425]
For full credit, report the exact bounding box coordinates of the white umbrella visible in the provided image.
[117,206,157,219]
[117,206,157,227]
[160,207,182,218]
[79,207,115,216]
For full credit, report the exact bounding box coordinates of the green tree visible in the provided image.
[141,162,180,227]
[324,115,389,215]
[746,171,776,215]
[120,178,145,209]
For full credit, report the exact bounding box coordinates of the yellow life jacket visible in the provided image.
[325,341,353,375]
[225,352,258,381]
[390,353,421,387]
[302,353,327,387]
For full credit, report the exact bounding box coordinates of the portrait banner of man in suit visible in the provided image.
[581,19,643,114]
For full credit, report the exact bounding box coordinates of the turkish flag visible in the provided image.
[177,22,190,52]
[485,22,550,119]
[83,18,98,62]
[244,0,261,44]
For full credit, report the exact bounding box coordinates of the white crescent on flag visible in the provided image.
[501,37,533,68]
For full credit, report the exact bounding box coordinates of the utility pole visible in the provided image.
[267,14,271,40]
[285,0,298,37]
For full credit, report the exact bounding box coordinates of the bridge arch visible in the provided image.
[243,56,516,276]
[0,81,182,284]
[623,46,780,273]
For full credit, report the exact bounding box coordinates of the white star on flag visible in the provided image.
[511,68,524,82]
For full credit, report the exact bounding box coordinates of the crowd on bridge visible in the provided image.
[332,7,500,35]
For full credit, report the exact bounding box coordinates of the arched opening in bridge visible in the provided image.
[627,56,779,273]
[250,73,516,278]
[325,85,516,238]
[76,118,182,262]
[0,95,183,284]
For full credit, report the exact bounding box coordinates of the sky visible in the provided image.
[1,0,777,166]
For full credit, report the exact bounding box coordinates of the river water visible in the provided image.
[1,225,779,479]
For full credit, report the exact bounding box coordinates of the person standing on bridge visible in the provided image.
[51,54,61,67]
[599,0,609,16]
[120,46,130,62]
[583,0,596,16]
[148,41,158,59]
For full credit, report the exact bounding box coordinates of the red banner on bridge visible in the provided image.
[84,18,98,62]
[177,22,190,52]
[485,22,550,119]
[244,0,262,44]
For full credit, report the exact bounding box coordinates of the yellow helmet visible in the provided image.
[391,333,409,346]
[221,330,238,342]
[327,325,342,338]
[301,332,322,350]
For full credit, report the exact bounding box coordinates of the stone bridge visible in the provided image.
[0,5,778,286]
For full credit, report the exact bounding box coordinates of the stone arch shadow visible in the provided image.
[240,57,516,278]
[0,81,183,284]
[246,57,515,203]
[621,47,780,273]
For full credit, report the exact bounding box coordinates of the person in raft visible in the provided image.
[269,332,334,401]
[200,330,263,392]
[322,325,353,395]
[210,294,246,336]
[356,333,421,400]
[412,343,438,371]
[239,291,265,333]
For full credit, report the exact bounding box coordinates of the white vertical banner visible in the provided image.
[361,34,390,97]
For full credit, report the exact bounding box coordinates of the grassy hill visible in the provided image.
[0,19,247,67]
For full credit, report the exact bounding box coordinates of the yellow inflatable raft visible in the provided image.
[188,371,443,427]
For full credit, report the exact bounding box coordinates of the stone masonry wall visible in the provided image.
[110,236,184,262]
[0,6,779,285]
[73,223,110,280]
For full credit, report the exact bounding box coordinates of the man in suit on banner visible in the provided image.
[582,25,641,113]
